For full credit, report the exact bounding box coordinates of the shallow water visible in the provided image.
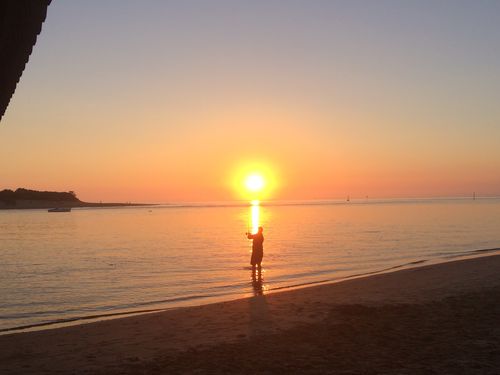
[1,198,500,332]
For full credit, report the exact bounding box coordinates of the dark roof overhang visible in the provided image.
[0,0,51,122]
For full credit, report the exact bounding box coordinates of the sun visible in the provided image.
[245,174,265,193]
[230,160,278,200]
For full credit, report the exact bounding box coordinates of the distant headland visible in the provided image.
[0,188,149,209]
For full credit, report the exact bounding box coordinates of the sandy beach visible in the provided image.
[1,254,499,374]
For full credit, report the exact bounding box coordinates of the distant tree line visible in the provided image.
[0,188,81,203]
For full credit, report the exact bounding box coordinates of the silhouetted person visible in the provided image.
[247,226,264,273]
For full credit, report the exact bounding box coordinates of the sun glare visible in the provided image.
[230,161,278,200]
[245,174,265,192]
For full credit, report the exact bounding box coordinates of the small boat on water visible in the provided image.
[48,207,72,212]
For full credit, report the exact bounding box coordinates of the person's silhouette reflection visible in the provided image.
[251,266,263,296]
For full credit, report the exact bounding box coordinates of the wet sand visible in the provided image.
[1,254,500,374]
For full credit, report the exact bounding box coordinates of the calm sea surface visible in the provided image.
[1,198,500,332]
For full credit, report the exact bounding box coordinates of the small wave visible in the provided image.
[0,308,164,334]
[0,292,229,334]
[432,247,500,259]
[461,247,500,255]
[266,248,500,292]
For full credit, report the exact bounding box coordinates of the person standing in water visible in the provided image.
[247,226,264,273]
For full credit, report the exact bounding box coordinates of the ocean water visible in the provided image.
[1,198,500,333]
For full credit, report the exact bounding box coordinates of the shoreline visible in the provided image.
[2,247,499,335]
[1,253,500,373]
[0,202,156,210]
[2,196,499,211]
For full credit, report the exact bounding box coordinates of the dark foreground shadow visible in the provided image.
[117,287,500,374]
[248,267,273,337]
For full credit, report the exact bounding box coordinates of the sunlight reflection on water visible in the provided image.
[250,200,260,234]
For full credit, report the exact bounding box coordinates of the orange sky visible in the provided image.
[1,1,500,202]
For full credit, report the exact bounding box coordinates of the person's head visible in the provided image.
[258,226,263,233]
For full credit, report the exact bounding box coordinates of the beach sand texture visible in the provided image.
[1,254,499,374]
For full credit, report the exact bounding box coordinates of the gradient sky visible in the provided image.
[1,0,500,202]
